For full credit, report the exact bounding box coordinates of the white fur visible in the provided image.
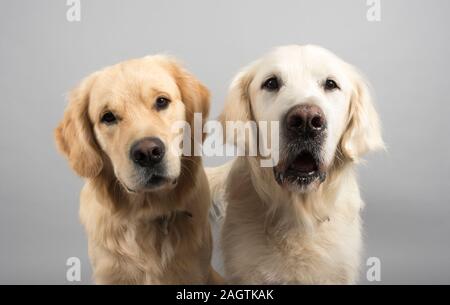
[208,45,384,284]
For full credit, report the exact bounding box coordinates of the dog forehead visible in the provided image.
[88,60,181,108]
[108,62,177,92]
[259,45,346,78]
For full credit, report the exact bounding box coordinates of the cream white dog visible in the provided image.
[208,45,384,284]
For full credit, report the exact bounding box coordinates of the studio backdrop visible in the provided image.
[0,0,449,284]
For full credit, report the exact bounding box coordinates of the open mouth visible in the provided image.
[275,151,324,186]
[289,151,319,175]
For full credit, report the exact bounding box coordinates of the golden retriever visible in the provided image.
[208,45,384,284]
[55,55,222,284]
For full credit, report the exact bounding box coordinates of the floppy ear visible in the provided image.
[55,73,103,178]
[167,59,210,134]
[216,66,257,150]
[340,70,385,161]
[219,67,254,125]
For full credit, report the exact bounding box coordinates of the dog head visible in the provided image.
[221,45,384,193]
[55,55,209,194]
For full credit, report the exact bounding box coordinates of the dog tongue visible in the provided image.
[292,153,317,173]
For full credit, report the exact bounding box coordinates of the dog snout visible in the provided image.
[130,137,165,168]
[285,104,326,135]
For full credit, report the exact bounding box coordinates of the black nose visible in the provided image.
[285,104,326,135]
[130,137,165,168]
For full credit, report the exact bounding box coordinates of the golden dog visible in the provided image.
[55,55,221,284]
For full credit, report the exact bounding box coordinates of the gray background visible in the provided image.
[0,0,449,284]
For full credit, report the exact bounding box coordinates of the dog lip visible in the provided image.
[286,169,318,177]
[146,174,168,186]
[125,186,137,193]
[123,174,177,194]
[119,180,138,194]
[274,151,324,186]
[275,170,323,189]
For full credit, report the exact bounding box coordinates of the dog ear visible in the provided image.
[55,73,103,178]
[340,70,385,161]
[167,58,210,135]
[217,66,257,149]
[219,68,254,126]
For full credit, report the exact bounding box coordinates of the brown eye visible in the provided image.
[324,79,340,91]
[101,112,117,125]
[261,76,280,92]
[155,96,170,110]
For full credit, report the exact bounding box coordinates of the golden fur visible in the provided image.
[55,55,221,284]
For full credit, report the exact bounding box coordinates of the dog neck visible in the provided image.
[238,156,355,232]
[154,210,193,235]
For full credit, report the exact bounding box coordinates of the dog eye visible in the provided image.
[101,112,118,125]
[261,76,280,92]
[155,97,170,110]
[324,79,340,91]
